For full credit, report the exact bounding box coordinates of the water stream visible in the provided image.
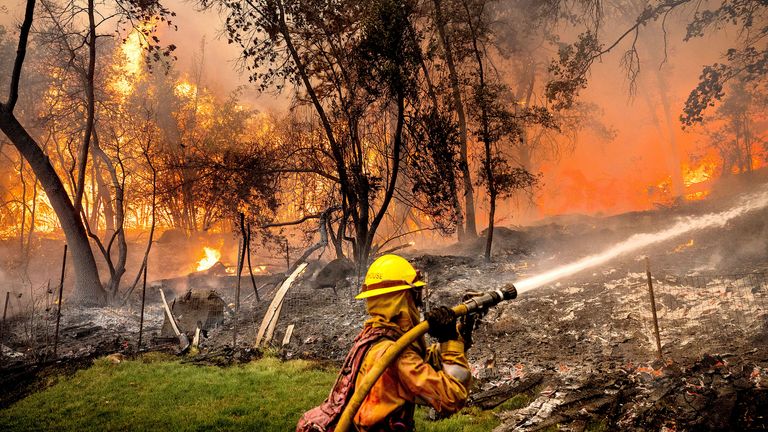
[512,185,768,294]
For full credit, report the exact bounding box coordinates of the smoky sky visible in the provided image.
[1,1,751,221]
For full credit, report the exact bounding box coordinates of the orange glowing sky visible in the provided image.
[2,2,763,224]
[531,18,740,218]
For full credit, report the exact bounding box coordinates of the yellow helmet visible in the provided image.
[355,254,426,299]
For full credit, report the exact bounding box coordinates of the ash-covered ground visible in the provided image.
[2,179,768,430]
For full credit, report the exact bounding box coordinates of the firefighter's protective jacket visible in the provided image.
[353,290,471,431]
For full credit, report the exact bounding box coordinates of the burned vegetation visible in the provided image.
[1,0,768,431]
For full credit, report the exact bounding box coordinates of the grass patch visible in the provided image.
[494,393,533,412]
[0,355,499,431]
[586,418,609,431]
[416,405,499,432]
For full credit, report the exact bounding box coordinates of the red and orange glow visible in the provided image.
[683,156,718,188]
[110,22,153,96]
[196,247,221,271]
[174,80,196,98]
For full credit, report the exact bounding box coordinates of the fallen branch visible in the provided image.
[254,262,308,347]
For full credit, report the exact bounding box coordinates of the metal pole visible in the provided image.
[138,263,148,351]
[54,244,67,358]
[645,257,664,361]
[1,291,9,364]
[233,213,245,347]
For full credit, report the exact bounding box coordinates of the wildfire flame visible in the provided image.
[196,247,221,271]
[110,22,153,95]
[253,265,267,274]
[685,191,710,201]
[683,158,717,187]
[225,264,268,275]
[121,27,147,77]
[174,80,197,98]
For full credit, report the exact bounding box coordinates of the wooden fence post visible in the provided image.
[645,257,664,361]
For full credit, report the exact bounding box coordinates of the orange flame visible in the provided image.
[196,247,221,271]
[110,21,153,95]
[683,157,718,187]
[174,80,197,98]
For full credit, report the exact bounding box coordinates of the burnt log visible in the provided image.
[469,373,543,410]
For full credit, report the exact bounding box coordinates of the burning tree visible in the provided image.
[700,81,768,177]
[0,0,104,305]
[214,0,430,267]
[0,1,282,304]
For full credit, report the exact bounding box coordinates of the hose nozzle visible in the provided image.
[460,283,517,315]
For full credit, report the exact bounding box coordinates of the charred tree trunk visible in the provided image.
[122,148,157,303]
[91,132,127,300]
[484,176,496,262]
[19,157,27,257]
[0,112,105,304]
[328,213,345,259]
[24,177,38,267]
[461,0,495,262]
[276,0,369,270]
[742,114,753,172]
[415,31,465,238]
[92,155,115,233]
[655,69,685,199]
[0,0,104,305]
[433,0,476,240]
[364,94,405,265]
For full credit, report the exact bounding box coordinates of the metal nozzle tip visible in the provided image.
[501,283,517,300]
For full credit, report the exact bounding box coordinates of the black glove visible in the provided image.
[458,314,475,350]
[425,306,458,342]
[459,291,488,350]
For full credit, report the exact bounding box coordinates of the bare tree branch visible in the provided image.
[5,0,36,112]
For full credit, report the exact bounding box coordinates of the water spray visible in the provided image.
[513,185,768,294]
[335,186,768,431]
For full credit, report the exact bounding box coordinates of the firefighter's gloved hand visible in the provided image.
[426,306,458,342]
[459,291,484,350]
[458,314,476,350]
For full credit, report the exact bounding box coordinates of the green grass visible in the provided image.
[494,393,534,412]
[0,355,501,431]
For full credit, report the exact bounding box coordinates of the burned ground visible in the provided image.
[2,187,768,430]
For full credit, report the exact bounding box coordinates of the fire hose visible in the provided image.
[334,283,518,432]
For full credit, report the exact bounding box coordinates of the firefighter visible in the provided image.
[297,254,471,432]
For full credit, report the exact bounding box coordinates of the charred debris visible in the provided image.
[2,191,768,430]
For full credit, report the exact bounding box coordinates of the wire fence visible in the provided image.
[269,269,768,359]
[280,281,363,316]
[0,283,78,366]
[3,267,766,365]
[647,272,768,356]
